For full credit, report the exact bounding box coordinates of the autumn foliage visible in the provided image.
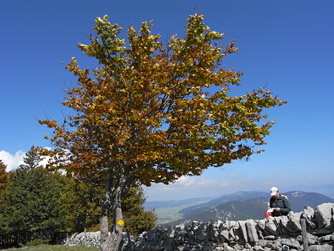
[0,160,8,202]
[39,13,286,250]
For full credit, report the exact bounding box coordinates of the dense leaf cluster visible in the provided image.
[0,160,8,204]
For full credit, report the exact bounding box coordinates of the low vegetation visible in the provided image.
[4,244,98,250]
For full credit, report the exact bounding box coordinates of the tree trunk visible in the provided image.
[105,185,124,251]
[100,213,109,250]
[100,168,132,251]
[100,170,112,251]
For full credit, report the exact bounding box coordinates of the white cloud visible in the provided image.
[145,175,244,201]
[0,149,52,172]
[174,176,235,188]
[0,150,25,172]
[175,176,196,186]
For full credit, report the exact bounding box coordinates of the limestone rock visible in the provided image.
[280,237,301,249]
[238,220,248,243]
[265,217,278,235]
[302,206,317,228]
[246,219,259,243]
[314,203,334,228]
[288,212,302,233]
[309,244,333,251]
[318,234,334,242]
[297,232,318,245]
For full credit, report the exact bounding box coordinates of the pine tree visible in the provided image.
[1,148,69,242]
[19,146,42,171]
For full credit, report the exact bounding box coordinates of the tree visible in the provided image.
[0,159,8,201]
[57,165,156,235]
[60,174,101,233]
[39,13,286,250]
[1,148,70,242]
[19,146,42,170]
[0,159,9,234]
[82,186,157,237]
[122,186,157,237]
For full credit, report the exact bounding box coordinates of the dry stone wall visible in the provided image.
[64,203,334,250]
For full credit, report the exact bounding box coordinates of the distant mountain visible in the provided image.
[181,197,268,222]
[174,191,334,224]
[285,191,334,212]
[144,196,215,210]
[179,191,267,219]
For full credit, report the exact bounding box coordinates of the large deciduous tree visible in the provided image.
[39,13,286,250]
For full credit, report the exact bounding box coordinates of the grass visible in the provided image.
[3,244,99,251]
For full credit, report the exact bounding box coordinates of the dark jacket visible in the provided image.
[269,194,291,216]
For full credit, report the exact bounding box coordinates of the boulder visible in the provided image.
[309,244,333,251]
[246,219,259,243]
[257,219,266,232]
[197,222,209,241]
[295,232,318,245]
[280,237,301,249]
[265,217,278,235]
[318,234,334,242]
[288,212,302,233]
[219,229,229,242]
[314,203,334,228]
[301,206,317,228]
[238,220,248,243]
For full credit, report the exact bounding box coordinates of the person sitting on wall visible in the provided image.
[268,187,291,217]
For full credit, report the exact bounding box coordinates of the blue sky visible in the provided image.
[1,0,333,201]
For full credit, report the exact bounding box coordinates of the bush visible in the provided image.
[27,238,49,246]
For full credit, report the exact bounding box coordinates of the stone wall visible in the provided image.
[64,203,334,250]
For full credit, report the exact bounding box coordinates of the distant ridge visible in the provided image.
[173,191,334,224]
[285,191,334,211]
[179,191,267,219]
[144,191,334,225]
[144,196,215,210]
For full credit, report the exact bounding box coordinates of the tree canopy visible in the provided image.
[0,160,8,201]
[1,149,69,241]
[39,13,286,250]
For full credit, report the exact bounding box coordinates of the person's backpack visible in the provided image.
[282,194,288,207]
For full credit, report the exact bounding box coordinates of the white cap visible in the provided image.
[270,187,278,196]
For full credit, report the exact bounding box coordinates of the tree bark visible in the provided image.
[100,167,133,251]
[104,184,124,251]
[100,170,112,251]
[100,214,109,251]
